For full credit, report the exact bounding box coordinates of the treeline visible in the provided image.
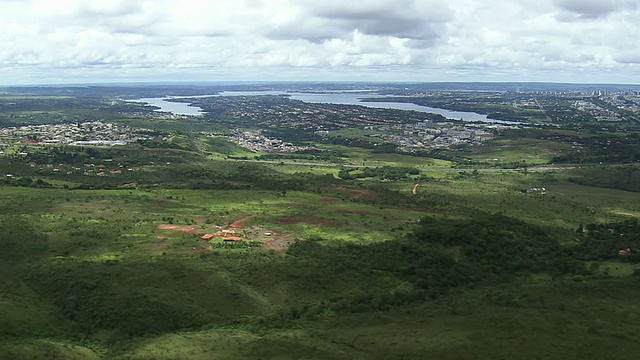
[0,97,105,113]
[2,146,340,192]
[412,213,586,276]
[546,131,640,164]
[323,136,398,153]
[338,166,419,180]
[0,96,127,126]
[1,177,53,188]
[253,213,591,324]
[261,128,399,152]
[167,162,338,191]
[568,219,640,262]
[138,136,196,151]
[567,165,640,193]
[257,149,347,162]
[17,144,200,168]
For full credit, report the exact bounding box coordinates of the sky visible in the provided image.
[1,0,639,85]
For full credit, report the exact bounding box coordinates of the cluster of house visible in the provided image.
[618,248,639,256]
[26,160,136,177]
[0,121,143,146]
[572,91,640,122]
[199,228,275,244]
[230,130,311,153]
[573,100,623,122]
[222,119,504,155]
[601,92,640,114]
[360,122,500,152]
[520,186,547,195]
[199,229,243,242]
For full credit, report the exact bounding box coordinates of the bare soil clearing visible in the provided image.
[157,224,202,234]
[335,186,368,199]
[228,215,258,230]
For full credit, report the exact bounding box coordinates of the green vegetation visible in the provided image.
[2,87,640,359]
[338,166,419,180]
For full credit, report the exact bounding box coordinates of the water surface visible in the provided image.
[133,91,513,123]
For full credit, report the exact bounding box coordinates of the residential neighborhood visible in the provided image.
[0,121,144,146]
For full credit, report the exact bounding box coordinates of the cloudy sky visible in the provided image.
[1,0,639,85]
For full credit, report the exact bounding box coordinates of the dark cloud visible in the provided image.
[311,0,450,40]
[264,0,450,43]
[36,1,154,36]
[553,0,637,19]
[264,17,347,43]
[341,17,440,40]
[76,1,144,17]
[308,0,450,22]
[615,53,640,64]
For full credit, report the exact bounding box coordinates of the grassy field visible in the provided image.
[2,156,639,359]
[6,277,637,360]
[315,144,452,167]
[462,136,572,165]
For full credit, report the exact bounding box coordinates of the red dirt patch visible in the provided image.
[229,215,258,230]
[321,196,342,203]
[315,219,338,225]
[157,224,201,234]
[353,190,367,199]
[277,217,303,225]
[334,186,368,199]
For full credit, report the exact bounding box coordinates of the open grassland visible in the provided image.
[0,183,427,262]
[6,277,639,360]
[462,136,572,165]
[564,165,640,193]
[255,161,342,176]
[385,170,640,232]
[2,160,640,360]
[315,144,452,167]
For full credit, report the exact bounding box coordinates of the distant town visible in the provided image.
[2,84,639,159]
[0,121,143,148]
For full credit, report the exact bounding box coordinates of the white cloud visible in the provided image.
[0,0,639,84]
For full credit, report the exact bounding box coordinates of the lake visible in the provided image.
[132,91,509,123]
[133,97,205,116]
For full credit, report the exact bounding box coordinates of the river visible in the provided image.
[132,91,508,123]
